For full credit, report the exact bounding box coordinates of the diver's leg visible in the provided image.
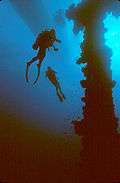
[33,48,46,84]
[58,83,65,100]
[26,56,38,82]
[33,61,42,85]
[27,56,38,65]
[56,85,64,102]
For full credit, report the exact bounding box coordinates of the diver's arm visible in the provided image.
[50,35,61,43]
[52,45,59,51]
[55,38,61,43]
[32,33,41,50]
[32,43,38,50]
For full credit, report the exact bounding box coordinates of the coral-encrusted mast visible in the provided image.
[66,0,120,182]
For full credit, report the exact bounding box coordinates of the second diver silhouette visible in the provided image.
[46,67,65,102]
[26,29,61,84]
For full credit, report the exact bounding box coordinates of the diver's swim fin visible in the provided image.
[33,63,41,85]
[26,63,30,82]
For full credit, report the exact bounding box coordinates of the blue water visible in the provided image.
[104,13,120,124]
[0,0,120,133]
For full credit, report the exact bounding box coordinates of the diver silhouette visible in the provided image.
[45,67,65,102]
[26,29,61,84]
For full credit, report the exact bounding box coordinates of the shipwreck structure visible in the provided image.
[67,0,120,182]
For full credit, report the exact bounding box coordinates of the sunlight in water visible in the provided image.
[4,0,120,132]
[104,12,120,122]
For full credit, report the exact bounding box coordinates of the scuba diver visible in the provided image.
[45,67,65,102]
[26,29,61,84]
